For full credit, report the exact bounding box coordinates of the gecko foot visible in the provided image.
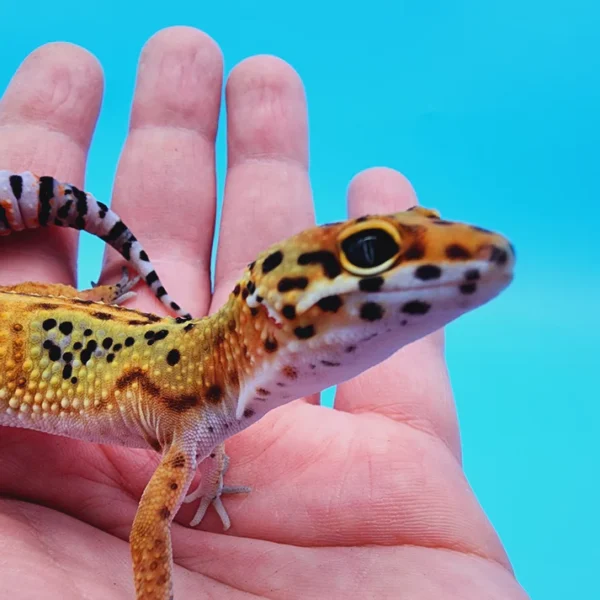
[89,266,140,305]
[183,447,250,530]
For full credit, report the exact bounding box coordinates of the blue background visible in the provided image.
[1,1,597,597]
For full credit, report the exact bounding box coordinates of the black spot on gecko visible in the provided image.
[262,250,283,274]
[158,507,170,520]
[121,241,132,260]
[184,323,195,332]
[317,295,343,313]
[321,360,341,367]
[414,265,442,281]
[113,343,122,352]
[9,175,23,200]
[282,365,298,379]
[465,269,480,281]
[246,281,256,295]
[42,319,57,331]
[59,322,73,335]
[97,201,108,219]
[92,312,113,321]
[243,408,255,418]
[57,199,72,219]
[38,176,55,226]
[446,244,471,260]
[359,276,384,292]
[282,305,296,320]
[62,352,73,363]
[278,276,309,293]
[101,220,127,243]
[72,186,88,230]
[402,300,431,315]
[171,454,186,468]
[206,384,223,403]
[156,287,167,298]
[489,246,508,266]
[264,337,278,352]
[147,329,168,346]
[170,302,180,311]
[73,342,82,350]
[62,364,73,380]
[250,307,259,317]
[84,329,92,336]
[404,243,425,261]
[31,303,59,311]
[125,337,135,347]
[166,349,180,366]
[459,283,477,295]
[102,338,113,350]
[294,325,315,339]
[106,353,115,363]
[360,302,384,321]
[164,394,198,413]
[345,345,356,353]
[44,341,61,362]
[233,284,241,296]
[139,250,149,261]
[298,250,341,279]
[145,271,159,286]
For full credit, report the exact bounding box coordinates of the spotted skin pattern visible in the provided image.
[0,184,515,600]
[0,170,191,319]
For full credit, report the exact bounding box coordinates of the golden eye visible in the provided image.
[339,221,401,276]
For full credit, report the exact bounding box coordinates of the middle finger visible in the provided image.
[212,56,314,308]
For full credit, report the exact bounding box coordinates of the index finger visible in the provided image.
[98,27,223,317]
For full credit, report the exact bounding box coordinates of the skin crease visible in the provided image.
[0,27,530,600]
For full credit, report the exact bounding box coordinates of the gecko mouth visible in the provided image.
[370,271,514,296]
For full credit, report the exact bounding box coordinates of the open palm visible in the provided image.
[0,27,529,599]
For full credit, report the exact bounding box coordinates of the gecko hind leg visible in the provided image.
[86,266,140,305]
[0,267,140,306]
[183,443,251,530]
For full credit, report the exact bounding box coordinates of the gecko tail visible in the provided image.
[0,170,191,319]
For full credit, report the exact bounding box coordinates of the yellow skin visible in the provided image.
[0,205,514,599]
[0,30,530,600]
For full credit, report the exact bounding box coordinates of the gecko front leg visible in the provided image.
[130,437,197,600]
[183,443,251,530]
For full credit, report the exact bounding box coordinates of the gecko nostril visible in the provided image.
[489,246,508,266]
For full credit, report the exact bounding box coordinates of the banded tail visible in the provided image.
[0,171,191,319]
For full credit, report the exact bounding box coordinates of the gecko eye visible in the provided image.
[339,221,401,276]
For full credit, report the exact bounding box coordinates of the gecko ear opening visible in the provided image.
[338,220,401,276]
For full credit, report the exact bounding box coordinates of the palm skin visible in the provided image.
[0,27,529,599]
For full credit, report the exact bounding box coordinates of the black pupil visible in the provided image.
[341,228,399,269]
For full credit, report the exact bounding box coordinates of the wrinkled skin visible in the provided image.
[0,27,529,600]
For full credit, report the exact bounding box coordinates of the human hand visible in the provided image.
[0,27,529,599]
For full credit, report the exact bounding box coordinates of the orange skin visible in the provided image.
[0,28,529,600]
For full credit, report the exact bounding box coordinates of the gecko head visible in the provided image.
[235,206,515,382]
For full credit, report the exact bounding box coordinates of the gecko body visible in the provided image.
[0,171,515,599]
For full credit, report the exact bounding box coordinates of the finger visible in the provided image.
[0,43,103,285]
[211,56,314,308]
[99,27,223,317]
[334,167,461,459]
